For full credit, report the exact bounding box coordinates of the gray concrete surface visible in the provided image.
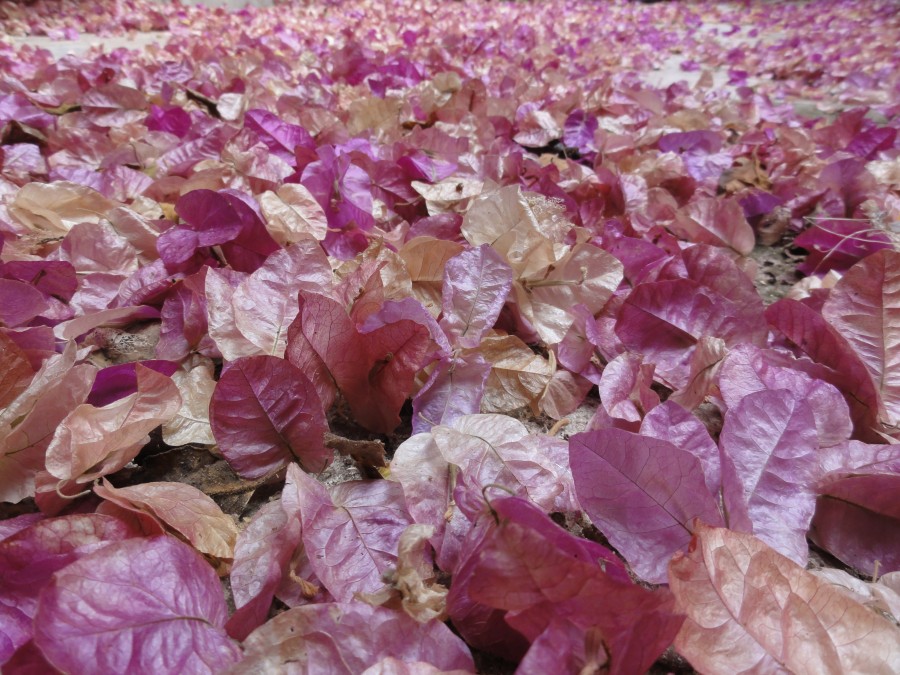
[6,32,170,59]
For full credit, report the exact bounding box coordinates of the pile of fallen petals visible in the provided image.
[1,1,899,673]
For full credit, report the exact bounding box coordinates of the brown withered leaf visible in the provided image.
[720,153,771,193]
[669,522,900,674]
[0,332,33,409]
[324,432,387,472]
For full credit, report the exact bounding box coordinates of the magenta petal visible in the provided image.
[0,514,139,665]
[821,250,900,431]
[440,244,513,349]
[240,602,474,673]
[412,355,491,434]
[616,278,763,389]
[450,497,679,674]
[87,360,179,407]
[209,355,330,479]
[33,536,240,675]
[719,389,820,564]
[226,499,302,641]
[175,189,278,273]
[765,298,883,441]
[811,474,900,576]
[640,401,720,493]
[570,428,725,583]
[283,465,413,602]
[0,279,50,328]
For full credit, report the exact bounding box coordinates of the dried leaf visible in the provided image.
[0,332,34,411]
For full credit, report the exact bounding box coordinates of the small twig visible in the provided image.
[324,432,387,468]
[549,418,570,436]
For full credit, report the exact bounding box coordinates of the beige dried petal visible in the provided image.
[462,185,562,278]
[411,177,484,215]
[45,365,181,484]
[259,184,328,244]
[539,369,593,420]
[162,357,217,447]
[471,335,555,414]
[516,242,623,345]
[811,568,900,624]
[668,336,728,410]
[334,241,413,319]
[867,158,900,188]
[0,345,96,503]
[106,206,163,261]
[9,181,115,236]
[786,270,842,301]
[513,109,562,147]
[205,268,259,361]
[95,479,239,561]
[217,92,245,121]
[392,524,448,623]
[399,237,465,317]
[347,96,402,135]
[670,523,900,675]
[53,306,159,342]
[232,240,333,357]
